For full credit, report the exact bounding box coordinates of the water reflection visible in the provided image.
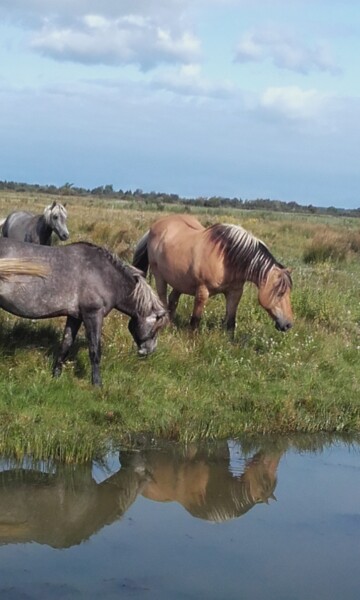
[136,445,280,522]
[0,434,356,549]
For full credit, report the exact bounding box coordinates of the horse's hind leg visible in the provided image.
[190,285,209,330]
[82,311,104,386]
[168,289,181,321]
[53,316,82,378]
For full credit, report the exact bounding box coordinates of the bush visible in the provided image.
[303,229,360,263]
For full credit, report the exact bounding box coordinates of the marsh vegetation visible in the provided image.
[0,191,359,460]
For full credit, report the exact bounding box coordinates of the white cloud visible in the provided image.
[150,64,235,99]
[235,26,340,75]
[30,14,200,69]
[1,0,200,69]
[259,85,328,120]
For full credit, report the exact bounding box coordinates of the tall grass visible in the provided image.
[303,227,360,263]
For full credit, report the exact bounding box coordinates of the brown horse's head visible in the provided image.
[258,266,293,332]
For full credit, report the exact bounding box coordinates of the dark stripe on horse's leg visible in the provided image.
[168,289,181,321]
[224,286,244,339]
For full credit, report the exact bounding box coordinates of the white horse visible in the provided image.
[0,201,69,245]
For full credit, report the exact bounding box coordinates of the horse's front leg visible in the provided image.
[152,267,168,310]
[168,289,181,321]
[53,316,82,378]
[190,285,209,330]
[224,285,244,338]
[82,310,104,386]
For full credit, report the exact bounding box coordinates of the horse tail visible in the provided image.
[0,258,49,280]
[133,231,150,276]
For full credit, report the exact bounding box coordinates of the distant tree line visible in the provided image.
[1,179,359,218]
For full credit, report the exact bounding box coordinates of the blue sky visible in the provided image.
[0,0,359,208]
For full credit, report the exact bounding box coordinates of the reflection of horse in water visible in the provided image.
[0,442,282,548]
[0,463,149,548]
[137,445,281,522]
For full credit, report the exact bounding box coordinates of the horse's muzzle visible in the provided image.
[275,320,293,332]
[137,337,158,356]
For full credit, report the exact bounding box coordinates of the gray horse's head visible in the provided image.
[128,311,168,356]
[126,267,168,356]
[44,201,69,241]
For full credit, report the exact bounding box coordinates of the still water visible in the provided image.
[0,434,359,599]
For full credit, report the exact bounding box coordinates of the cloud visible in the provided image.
[30,15,200,69]
[235,26,340,75]
[150,64,235,99]
[0,0,200,69]
[258,85,328,120]
[0,1,190,23]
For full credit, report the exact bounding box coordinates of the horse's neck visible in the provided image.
[243,254,277,288]
[114,272,137,316]
[37,215,53,244]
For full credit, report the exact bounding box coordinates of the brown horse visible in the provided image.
[133,214,293,335]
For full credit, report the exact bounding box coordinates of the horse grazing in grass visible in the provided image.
[0,201,69,245]
[0,239,168,385]
[133,214,293,335]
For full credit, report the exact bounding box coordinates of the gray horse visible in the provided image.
[0,239,168,385]
[0,201,69,245]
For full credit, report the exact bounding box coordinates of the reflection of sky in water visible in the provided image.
[91,452,121,484]
[0,440,359,600]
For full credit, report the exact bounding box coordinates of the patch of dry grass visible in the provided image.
[303,227,360,263]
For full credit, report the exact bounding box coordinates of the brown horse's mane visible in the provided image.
[73,242,165,316]
[208,224,292,290]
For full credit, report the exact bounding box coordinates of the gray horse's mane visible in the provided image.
[208,223,292,289]
[131,268,165,316]
[77,242,164,317]
[43,202,67,224]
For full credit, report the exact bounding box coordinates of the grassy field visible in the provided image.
[0,191,359,461]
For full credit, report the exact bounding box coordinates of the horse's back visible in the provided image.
[149,214,205,247]
[0,239,113,319]
[150,214,204,236]
[148,214,222,294]
[2,211,34,241]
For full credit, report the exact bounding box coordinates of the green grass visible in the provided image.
[0,191,360,460]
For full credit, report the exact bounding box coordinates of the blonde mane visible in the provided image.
[208,223,292,288]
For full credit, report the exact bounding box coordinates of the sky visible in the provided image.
[0,0,359,208]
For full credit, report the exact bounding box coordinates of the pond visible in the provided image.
[0,434,359,599]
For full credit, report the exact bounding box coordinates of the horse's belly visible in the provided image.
[156,263,198,295]
[0,281,78,319]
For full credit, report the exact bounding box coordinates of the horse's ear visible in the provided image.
[63,202,67,208]
[50,200,57,209]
